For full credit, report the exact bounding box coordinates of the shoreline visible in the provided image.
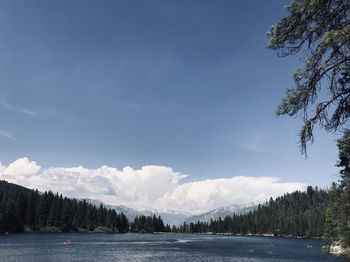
[1,231,322,239]
[193,232,322,239]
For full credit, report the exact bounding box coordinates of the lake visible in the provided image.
[0,233,348,261]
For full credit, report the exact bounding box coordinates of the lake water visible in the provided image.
[0,233,348,261]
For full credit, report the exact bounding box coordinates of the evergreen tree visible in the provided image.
[268,0,350,154]
[26,190,37,230]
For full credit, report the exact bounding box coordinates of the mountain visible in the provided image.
[84,198,142,220]
[85,199,257,226]
[84,199,191,226]
[185,203,256,224]
[0,182,254,227]
[152,210,191,226]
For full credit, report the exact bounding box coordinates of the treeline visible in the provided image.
[130,215,172,233]
[0,181,168,234]
[175,187,329,238]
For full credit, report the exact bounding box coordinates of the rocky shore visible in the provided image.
[327,242,350,258]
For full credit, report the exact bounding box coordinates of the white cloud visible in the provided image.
[157,176,304,213]
[20,109,40,116]
[4,157,41,176]
[1,101,39,116]
[0,129,15,140]
[0,158,306,214]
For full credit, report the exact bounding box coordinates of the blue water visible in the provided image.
[0,233,347,261]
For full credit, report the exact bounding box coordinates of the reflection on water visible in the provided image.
[0,233,347,262]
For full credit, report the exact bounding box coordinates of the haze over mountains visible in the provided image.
[185,203,256,224]
[85,198,191,226]
[86,198,257,226]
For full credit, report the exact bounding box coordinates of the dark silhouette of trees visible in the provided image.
[130,215,170,233]
[0,181,131,233]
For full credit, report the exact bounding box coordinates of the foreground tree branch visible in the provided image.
[268,0,350,154]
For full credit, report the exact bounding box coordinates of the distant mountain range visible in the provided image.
[185,203,256,224]
[84,198,192,226]
[85,198,256,226]
[0,180,258,227]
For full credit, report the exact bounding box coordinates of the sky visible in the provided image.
[0,0,341,213]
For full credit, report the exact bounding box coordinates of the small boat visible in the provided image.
[64,240,74,245]
[306,244,313,249]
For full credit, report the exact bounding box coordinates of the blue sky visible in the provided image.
[0,0,340,189]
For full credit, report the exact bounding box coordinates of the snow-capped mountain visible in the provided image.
[84,198,143,220]
[150,210,191,226]
[185,203,257,224]
[84,199,191,226]
[85,199,257,226]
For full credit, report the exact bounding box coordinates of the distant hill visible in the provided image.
[154,210,191,226]
[85,198,191,226]
[84,198,143,221]
[185,203,256,224]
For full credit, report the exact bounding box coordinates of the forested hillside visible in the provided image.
[0,180,168,233]
[176,187,329,238]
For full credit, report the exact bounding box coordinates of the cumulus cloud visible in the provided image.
[0,158,306,214]
[3,157,41,176]
[157,177,305,213]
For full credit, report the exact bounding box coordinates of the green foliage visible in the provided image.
[268,0,350,154]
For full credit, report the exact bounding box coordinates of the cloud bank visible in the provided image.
[0,157,306,214]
